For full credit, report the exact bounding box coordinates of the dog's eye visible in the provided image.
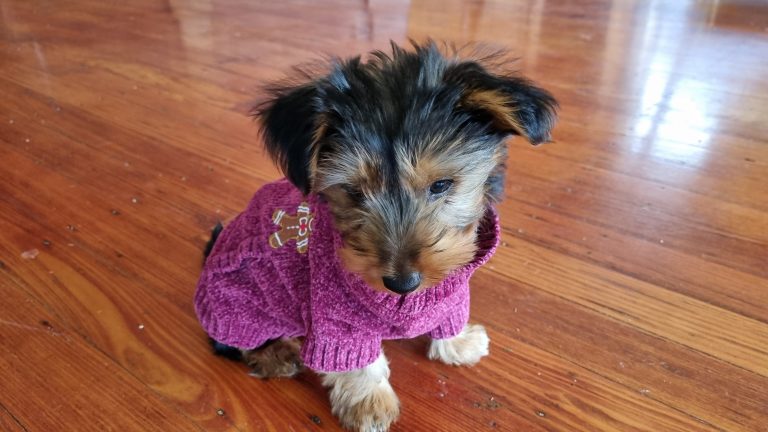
[342,185,365,203]
[428,179,454,196]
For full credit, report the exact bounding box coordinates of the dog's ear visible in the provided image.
[447,62,558,145]
[254,83,321,194]
[444,60,556,203]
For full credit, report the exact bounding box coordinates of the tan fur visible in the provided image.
[321,353,400,432]
[338,245,387,290]
[308,113,333,189]
[428,324,490,366]
[314,132,502,293]
[318,185,386,291]
[243,338,304,378]
[416,222,478,287]
[461,89,526,139]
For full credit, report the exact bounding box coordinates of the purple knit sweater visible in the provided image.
[195,179,499,372]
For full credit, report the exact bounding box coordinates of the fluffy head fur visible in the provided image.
[255,41,557,293]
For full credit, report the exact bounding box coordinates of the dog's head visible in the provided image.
[255,42,557,294]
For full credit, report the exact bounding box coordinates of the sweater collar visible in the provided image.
[308,194,500,319]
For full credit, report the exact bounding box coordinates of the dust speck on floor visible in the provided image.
[21,249,40,259]
[473,396,501,411]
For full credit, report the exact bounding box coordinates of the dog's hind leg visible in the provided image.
[243,337,304,379]
[209,338,244,361]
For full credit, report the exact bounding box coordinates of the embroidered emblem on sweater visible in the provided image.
[269,202,314,253]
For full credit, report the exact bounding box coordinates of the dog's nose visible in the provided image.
[382,272,422,294]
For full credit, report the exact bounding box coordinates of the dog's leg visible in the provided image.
[321,352,400,432]
[428,324,489,366]
[243,337,303,378]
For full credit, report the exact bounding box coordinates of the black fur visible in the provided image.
[442,61,558,144]
[209,338,281,362]
[485,165,507,202]
[203,222,224,259]
[256,84,319,194]
[254,41,558,196]
[209,338,243,361]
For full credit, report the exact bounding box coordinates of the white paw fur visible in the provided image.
[428,324,489,366]
[321,353,400,432]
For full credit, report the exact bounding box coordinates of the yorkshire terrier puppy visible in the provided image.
[195,41,556,431]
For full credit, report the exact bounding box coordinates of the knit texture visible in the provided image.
[194,179,500,372]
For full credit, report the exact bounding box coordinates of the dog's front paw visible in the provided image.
[428,323,489,366]
[332,380,399,432]
[322,353,400,431]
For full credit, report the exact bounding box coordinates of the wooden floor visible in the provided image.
[1,0,767,431]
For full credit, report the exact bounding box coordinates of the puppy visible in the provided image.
[195,41,557,431]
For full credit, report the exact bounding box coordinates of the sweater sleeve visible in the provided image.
[428,293,470,339]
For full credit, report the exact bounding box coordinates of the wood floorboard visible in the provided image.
[1,0,767,431]
[0,403,27,432]
[502,197,768,323]
[0,274,205,432]
[470,280,764,432]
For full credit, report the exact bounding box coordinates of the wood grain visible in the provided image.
[1,0,767,431]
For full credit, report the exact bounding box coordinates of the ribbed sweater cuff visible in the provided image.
[301,337,382,372]
[428,306,470,340]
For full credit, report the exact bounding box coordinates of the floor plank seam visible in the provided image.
[484,266,768,381]
[0,268,211,432]
[0,398,31,431]
[483,321,728,432]
[499,206,768,314]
